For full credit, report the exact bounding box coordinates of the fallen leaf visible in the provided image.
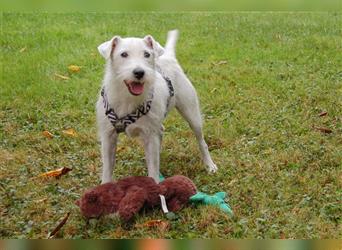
[315,127,332,134]
[117,146,128,153]
[212,60,228,66]
[319,111,328,117]
[35,198,48,203]
[141,220,170,232]
[19,47,27,53]
[228,179,238,187]
[280,231,286,239]
[62,128,77,137]
[68,65,81,73]
[0,150,14,163]
[55,73,70,80]
[39,167,72,178]
[42,130,54,139]
[48,212,70,239]
[210,88,218,93]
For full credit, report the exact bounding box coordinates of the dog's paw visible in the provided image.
[207,162,218,173]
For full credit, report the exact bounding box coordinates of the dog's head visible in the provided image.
[98,35,164,96]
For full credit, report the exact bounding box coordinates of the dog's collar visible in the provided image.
[101,70,174,134]
[101,87,154,133]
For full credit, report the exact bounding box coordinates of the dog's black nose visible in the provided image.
[133,68,145,80]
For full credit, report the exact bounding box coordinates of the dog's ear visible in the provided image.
[154,41,165,57]
[97,36,121,60]
[143,35,164,57]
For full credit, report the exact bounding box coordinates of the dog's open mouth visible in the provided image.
[124,80,144,96]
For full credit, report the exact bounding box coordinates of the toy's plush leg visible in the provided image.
[118,186,147,221]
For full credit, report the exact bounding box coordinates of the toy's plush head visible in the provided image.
[75,182,124,219]
[75,192,102,218]
[159,175,197,211]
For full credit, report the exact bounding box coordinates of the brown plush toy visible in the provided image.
[76,175,197,221]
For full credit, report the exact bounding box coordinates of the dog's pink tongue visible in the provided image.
[130,82,144,95]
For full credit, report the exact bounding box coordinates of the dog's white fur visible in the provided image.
[96,30,217,184]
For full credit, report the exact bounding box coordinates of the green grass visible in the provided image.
[1,12,341,239]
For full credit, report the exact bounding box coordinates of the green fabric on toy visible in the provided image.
[159,173,165,182]
[189,191,233,216]
[159,174,233,216]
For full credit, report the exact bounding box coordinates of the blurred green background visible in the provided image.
[1,0,341,11]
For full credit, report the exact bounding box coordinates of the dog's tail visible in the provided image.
[163,29,179,58]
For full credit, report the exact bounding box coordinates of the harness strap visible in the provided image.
[164,76,174,116]
[156,65,174,117]
[101,88,153,133]
[101,69,174,133]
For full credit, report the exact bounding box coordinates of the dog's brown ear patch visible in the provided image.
[144,35,154,49]
[110,36,120,58]
[98,36,121,60]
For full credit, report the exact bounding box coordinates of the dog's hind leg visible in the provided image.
[175,84,218,173]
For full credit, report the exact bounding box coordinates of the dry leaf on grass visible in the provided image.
[117,146,128,153]
[54,73,70,80]
[42,130,54,139]
[62,128,77,137]
[319,111,328,117]
[68,65,81,73]
[35,198,48,203]
[39,167,72,179]
[48,212,70,239]
[212,60,228,66]
[228,179,238,187]
[314,126,332,134]
[280,231,286,239]
[210,88,218,93]
[140,220,170,232]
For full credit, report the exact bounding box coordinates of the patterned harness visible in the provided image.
[101,72,174,133]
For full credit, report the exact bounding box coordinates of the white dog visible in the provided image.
[96,30,217,184]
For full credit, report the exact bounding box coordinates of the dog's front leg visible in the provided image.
[143,132,161,183]
[100,131,118,184]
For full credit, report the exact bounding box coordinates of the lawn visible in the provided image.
[0,12,341,239]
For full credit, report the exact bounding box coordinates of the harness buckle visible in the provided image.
[115,123,125,133]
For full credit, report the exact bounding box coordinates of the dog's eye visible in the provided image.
[144,51,150,58]
[121,52,128,58]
